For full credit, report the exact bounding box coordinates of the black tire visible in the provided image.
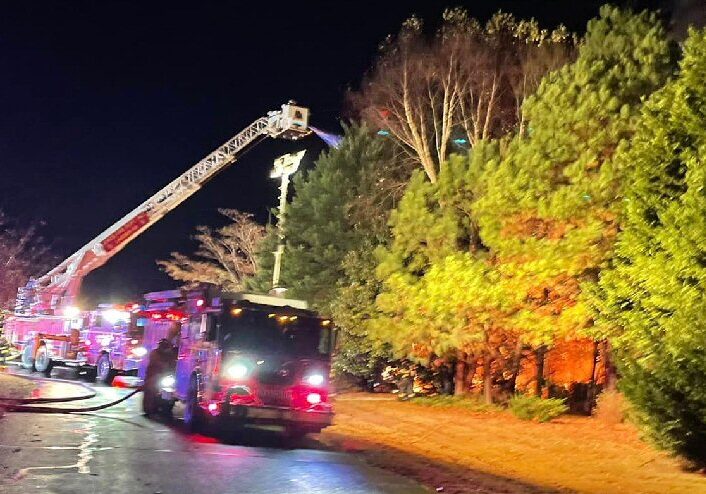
[96,354,115,384]
[82,365,98,382]
[33,345,52,376]
[42,360,54,377]
[183,375,203,433]
[161,401,175,420]
[217,421,243,444]
[283,425,308,446]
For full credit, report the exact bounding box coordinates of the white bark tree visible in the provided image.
[352,9,575,182]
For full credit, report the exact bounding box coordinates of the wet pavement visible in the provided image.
[0,373,427,493]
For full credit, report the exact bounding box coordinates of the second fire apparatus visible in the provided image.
[19,303,149,382]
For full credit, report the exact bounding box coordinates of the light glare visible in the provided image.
[160,375,176,388]
[227,363,248,379]
[306,374,324,386]
[306,393,321,405]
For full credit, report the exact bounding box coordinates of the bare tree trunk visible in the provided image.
[603,339,618,391]
[483,352,493,405]
[508,337,524,394]
[535,345,546,398]
[587,340,600,414]
[454,350,467,395]
[464,358,477,391]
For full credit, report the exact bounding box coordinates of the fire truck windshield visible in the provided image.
[219,310,332,357]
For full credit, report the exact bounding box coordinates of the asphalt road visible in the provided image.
[0,375,426,494]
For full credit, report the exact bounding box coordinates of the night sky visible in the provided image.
[0,1,685,305]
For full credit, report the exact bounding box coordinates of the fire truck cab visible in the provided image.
[82,304,148,383]
[143,290,335,438]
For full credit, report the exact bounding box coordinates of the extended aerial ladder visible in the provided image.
[13,102,310,319]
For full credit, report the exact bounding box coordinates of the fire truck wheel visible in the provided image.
[34,344,53,376]
[21,342,35,370]
[83,366,98,382]
[183,376,203,433]
[161,400,175,419]
[96,354,115,384]
[283,425,307,442]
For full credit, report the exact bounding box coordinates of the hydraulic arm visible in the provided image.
[16,102,309,315]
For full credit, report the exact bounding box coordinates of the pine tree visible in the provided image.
[329,242,391,382]
[250,124,394,310]
[376,143,498,283]
[592,28,706,463]
[473,7,673,381]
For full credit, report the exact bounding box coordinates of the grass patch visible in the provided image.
[408,395,501,413]
[323,394,706,494]
[508,394,568,422]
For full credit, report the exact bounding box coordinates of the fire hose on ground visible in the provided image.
[0,375,143,414]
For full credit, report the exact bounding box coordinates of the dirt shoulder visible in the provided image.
[320,394,706,494]
[0,373,37,400]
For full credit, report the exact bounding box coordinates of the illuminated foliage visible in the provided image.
[474,6,673,352]
[592,28,706,463]
[371,7,673,401]
[372,145,515,399]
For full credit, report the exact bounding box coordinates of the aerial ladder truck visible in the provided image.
[6,102,310,375]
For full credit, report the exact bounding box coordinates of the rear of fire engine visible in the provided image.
[145,291,334,438]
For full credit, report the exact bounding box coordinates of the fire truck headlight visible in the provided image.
[305,374,324,386]
[306,393,322,405]
[131,346,148,357]
[227,363,249,379]
[160,375,176,389]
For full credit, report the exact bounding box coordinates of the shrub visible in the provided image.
[509,395,568,423]
[593,390,629,424]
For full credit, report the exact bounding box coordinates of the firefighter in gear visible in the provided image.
[142,338,177,416]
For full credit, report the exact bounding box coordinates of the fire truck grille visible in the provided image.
[258,385,291,406]
[257,370,296,386]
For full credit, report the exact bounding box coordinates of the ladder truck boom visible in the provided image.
[17,102,310,315]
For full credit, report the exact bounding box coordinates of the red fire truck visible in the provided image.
[80,304,149,383]
[18,303,150,382]
[142,290,335,439]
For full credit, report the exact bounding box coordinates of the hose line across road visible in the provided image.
[0,378,426,494]
[1,388,141,413]
[0,373,140,412]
